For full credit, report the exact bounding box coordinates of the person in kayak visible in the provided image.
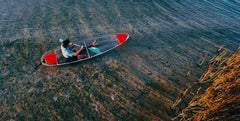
[59,39,97,61]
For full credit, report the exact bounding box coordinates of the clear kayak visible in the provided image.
[41,33,129,66]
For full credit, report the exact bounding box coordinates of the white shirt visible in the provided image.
[61,45,74,58]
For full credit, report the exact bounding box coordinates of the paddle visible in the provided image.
[73,40,100,54]
[34,62,42,70]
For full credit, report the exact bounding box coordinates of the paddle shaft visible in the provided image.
[84,41,90,57]
[34,62,42,70]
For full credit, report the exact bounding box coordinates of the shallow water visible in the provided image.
[0,0,240,120]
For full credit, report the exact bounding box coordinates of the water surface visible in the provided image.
[0,0,240,120]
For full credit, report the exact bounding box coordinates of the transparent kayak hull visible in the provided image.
[41,33,129,66]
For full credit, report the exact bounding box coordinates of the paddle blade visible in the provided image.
[116,33,128,44]
[45,53,57,64]
[89,47,100,53]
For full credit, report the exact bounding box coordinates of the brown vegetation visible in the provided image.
[172,47,240,121]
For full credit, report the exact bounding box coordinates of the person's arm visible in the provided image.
[72,45,83,56]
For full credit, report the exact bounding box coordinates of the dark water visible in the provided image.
[0,0,240,120]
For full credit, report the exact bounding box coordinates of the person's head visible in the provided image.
[62,39,71,48]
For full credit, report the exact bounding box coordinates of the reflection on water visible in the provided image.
[0,0,240,120]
